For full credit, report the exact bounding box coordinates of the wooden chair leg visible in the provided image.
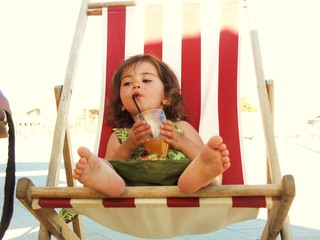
[261,175,295,240]
[54,85,84,238]
[265,80,294,240]
[16,178,80,240]
[280,218,293,240]
[36,86,85,239]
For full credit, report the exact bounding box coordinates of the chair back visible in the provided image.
[96,0,245,185]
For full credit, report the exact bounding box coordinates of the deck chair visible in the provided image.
[16,0,295,239]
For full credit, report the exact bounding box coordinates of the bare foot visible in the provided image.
[178,136,231,193]
[73,147,125,197]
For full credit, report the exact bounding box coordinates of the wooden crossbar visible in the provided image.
[17,175,295,200]
[87,1,135,15]
[30,184,283,199]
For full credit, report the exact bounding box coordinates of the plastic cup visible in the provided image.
[135,109,169,157]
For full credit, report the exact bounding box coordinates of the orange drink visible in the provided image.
[144,138,169,156]
[135,109,169,157]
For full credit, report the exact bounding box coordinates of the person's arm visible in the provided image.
[0,110,5,122]
[105,132,133,160]
[161,120,204,160]
[105,121,152,160]
[0,90,11,115]
[0,90,11,138]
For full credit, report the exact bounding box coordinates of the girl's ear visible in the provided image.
[121,105,126,111]
[162,99,169,106]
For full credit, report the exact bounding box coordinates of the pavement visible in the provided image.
[1,129,320,239]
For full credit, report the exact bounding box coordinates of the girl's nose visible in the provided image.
[133,82,141,89]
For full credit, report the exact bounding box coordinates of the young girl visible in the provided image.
[73,54,230,196]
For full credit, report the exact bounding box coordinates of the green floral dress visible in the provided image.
[113,125,189,161]
[109,125,191,186]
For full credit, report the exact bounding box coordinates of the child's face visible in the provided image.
[120,61,167,119]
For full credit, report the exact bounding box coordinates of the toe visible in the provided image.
[221,149,229,157]
[208,136,223,149]
[217,143,227,151]
[77,147,92,159]
[223,160,231,170]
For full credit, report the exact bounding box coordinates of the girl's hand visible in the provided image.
[125,121,152,152]
[160,120,184,150]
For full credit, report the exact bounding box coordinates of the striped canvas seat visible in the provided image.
[16,0,295,239]
[97,0,245,186]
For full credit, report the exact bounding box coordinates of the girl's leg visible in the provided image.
[73,147,126,196]
[178,136,230,193]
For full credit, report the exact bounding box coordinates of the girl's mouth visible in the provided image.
[133,93,141,98]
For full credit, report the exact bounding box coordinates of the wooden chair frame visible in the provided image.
[16,1,295,239]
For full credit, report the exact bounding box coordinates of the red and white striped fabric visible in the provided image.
[34,1,269,238]
[96,0,246,186]
[33,196,272,209]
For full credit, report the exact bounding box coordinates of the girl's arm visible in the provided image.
[105,132,132,160]
[161,120,204,160]
[105,121,152,160]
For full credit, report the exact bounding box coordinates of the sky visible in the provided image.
[1,0,320,135]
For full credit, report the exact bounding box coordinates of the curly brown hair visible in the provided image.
[106,54,186,128]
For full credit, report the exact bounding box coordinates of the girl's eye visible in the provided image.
[122,81,131,87]
[142,79,152,83]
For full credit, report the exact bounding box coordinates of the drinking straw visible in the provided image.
[132,94,144,121]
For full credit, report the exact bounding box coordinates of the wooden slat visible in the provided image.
[54,85,84,238]
[251,31,295,240]
[266,80,274,185]
[251,30,281,185]
[87,1,135,15]
[87,9,103,16]
[86,1,240,16]
[87,1,135,8]
[40,1,90,237]
[46,0,89,187]
[19,178,286,199]
[54,86,77,188]
[266,80,275,123]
